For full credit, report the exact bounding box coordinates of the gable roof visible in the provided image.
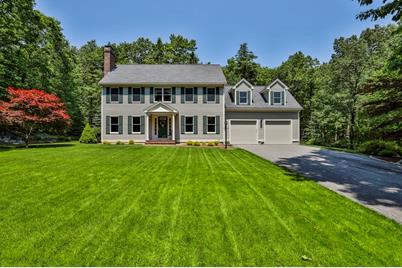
[144,102,178,114]
[99,64,227,86]
[262,78,289,93]
[232,78,254,90]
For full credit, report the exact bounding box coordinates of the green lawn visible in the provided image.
[0,143,401,266]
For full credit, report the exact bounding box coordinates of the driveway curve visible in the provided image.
[237,144,402,224]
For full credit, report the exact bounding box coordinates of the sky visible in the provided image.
[35,0,393,67]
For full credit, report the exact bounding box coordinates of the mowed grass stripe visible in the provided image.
[0,144,401,266]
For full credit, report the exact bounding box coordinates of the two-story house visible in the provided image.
[99,46,302,144]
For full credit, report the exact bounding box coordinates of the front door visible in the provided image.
[158,116,168,138]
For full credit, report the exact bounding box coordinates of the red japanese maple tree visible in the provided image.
[0,87,70,147]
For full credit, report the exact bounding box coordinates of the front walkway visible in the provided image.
[237,144,402,224]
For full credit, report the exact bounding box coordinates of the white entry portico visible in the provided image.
[144,102,178,143]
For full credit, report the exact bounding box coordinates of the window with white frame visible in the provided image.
[185,116,194,133]
[239,91,248,104]
[185,88,194,102]
[132,116,141,133]
[207,88,216,102]
[110,116,119,133]
[132,88,141,102]
[207,116,216,133]
[154,88,171,102]
[111,88,119,102]
[273,91,283,105]
[163,88,172,102]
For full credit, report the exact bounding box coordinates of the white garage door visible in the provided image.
[264,121,292,144]
[230,120,258,144]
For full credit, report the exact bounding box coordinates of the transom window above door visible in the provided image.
[154,88,172,102]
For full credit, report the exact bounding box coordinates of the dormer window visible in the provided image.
[272,91,284,105]
[239,91,248,104]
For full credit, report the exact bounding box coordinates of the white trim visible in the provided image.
[144,102,178,114]
[109,115,120,134]
[131,87,141,103]
[131,115,142,134]
[154,87,173,103]
[206,115,217,134]
[228,119,258,145]
[184,115,195,134]
[232,78,254,90]
[184,87,195,103]
[263,119,292,144]
[206,88,216,103]
[110,87,120,103]
[265,78,289,90]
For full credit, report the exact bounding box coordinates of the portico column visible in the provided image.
[145,114,149,141]
[172,114,175,141]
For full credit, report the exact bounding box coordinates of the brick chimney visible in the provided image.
[103,45,116,76]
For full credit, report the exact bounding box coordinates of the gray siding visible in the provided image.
[102,86,224,142]
[225,111,300,142]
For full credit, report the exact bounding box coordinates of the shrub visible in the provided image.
[103,141,111,145]
[358,140,400,157]
[128,140,135,145]
[116,140,124,145]
[186,140,193,146]
[79,123,98,144]
[193,141,200,146]
[207,142,214,146]
[213,140,219,146]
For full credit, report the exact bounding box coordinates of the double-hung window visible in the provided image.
[132,88,141,102]
[239,91,248,104]
[207,116,216,133]
[111,88,119,102]
[110,116,119,133]
[207,88,216,102]
[154,88,172,102]
[273,91,283,105]
[185,88,194,102]
[132,116,141,133]
[185,116,194,133]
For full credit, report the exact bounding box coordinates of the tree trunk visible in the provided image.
[24,126,33,148]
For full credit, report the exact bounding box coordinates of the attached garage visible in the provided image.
[230,120,258,144]
[264,120,292,144]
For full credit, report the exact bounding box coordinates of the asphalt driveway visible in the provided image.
[237,144,402,224]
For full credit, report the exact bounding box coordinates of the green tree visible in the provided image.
[79,123,98,143]
[357,0,402,21]
[276,52,319,139]
[164,34,199,64]
[223,43,260,84]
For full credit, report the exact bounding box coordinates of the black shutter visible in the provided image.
[181,87,185,103]
[194,87,198,103]
[141,87,145,103]
[236,91,240,105]
[193,116,198,134]
[203,116,207,134]
[215,116,220,134]
[270,91,273,105]
[181,115,185,134]
[118,115,123,134]
[203,87,207,103]
[128,116,132,134]
[106,116,110,134]
[172,87,176,103]
[247,91,251,105]
[281,91,285,105]
[106,87,111,103]
[150,87,154,103]
[140,115,145,134]
[215,87,220,104]
[118,87,123,104]
[128,87,132,103]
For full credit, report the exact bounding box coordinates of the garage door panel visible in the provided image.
[230,120,257,144]
[265,121,291,144]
